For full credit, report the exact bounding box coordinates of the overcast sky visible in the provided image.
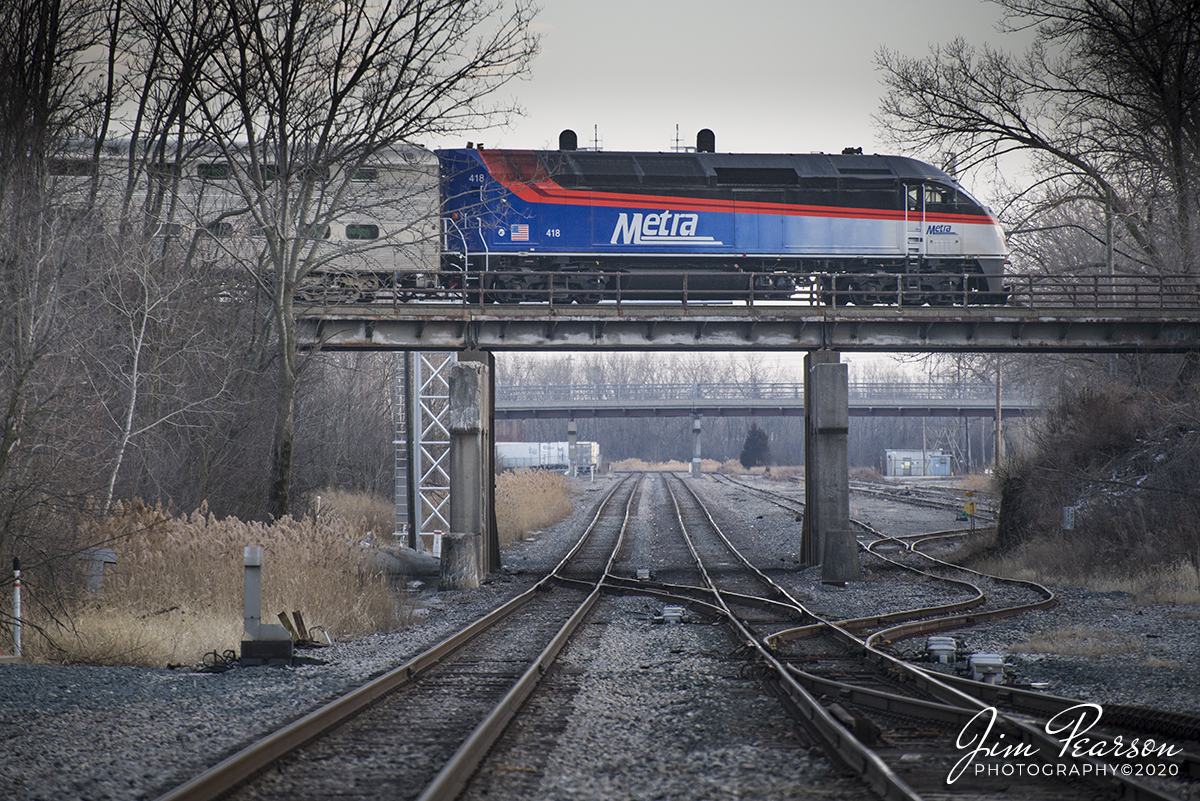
[431,0,1028,160]
[453,0,1033,378]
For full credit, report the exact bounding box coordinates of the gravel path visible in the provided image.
[2,472,1198,800]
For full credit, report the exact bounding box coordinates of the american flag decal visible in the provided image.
[511,224,529,242]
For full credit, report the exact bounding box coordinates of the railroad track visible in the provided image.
[155,474,643,801]
[154,471,1199,800]
[698,473,1198,798]
[849,478,998,520]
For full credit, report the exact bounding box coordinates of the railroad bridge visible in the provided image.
[294,271,1200,583]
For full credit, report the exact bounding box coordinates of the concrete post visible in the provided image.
[447,360,488,588]
[79,547,118,595]
[567,420,578,478]
[243,546,263,639]
[802,354,859,583]
[691,416,703,477]
[241,546,293,664]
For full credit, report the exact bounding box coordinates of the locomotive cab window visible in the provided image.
[909,184,964,212]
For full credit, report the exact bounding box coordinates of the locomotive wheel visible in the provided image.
[572,276,608,304]
[483,274,527,303]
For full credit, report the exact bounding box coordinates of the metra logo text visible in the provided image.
[927,224,955,235]
[610,211,722,245]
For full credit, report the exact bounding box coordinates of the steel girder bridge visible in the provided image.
[295,270,1200,354]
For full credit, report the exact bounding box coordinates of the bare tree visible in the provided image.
[0,0,112,560]
[876,0,1200,272]
[132,0,539,516]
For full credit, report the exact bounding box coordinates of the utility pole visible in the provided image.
[994,358,1004,466]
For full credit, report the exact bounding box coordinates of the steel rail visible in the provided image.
[687,473,1181,800]
[858,524,1056,649]
[153,474,638,801]
[660,471,924,800]
[417,474,644,801]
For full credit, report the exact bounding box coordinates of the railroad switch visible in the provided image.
[967,653,1005,684]
[925,636,957,663]
[828,702,883,745]
[658,605,687,624]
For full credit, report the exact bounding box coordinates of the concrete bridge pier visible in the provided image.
[691,416,703,477]
[446,353,500,587]
[801,352,860,583]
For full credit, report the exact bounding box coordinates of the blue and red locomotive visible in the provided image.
[436,130,1008,305]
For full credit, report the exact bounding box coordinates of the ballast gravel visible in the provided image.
[2,472,1199,801]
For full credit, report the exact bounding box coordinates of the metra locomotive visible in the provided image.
[437,130,1008,305]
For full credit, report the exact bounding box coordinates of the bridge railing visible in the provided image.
[1009,273,1200,311]
[496,382,1038,404]
[294,268,1200,311]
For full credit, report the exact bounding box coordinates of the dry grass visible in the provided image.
[609,458,691,472]
[949,530,1200,608]
[495,469,573,548]
[957,473,993,494]
[1011,626,1143,656]
[760,465,803,482]
[14,499,408,667]
[850,466,883,482]
[313,489,395,536]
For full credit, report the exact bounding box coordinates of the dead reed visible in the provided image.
[495,469,573,548]
[15,499,408,667]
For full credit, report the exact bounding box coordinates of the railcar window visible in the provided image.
[48,159,98,177]
[301,224,331,239]
[150,163,183,179]
[198,163,231,180]
[205,221,233,237]
[351,167,378,182]
[153,222,183,237]
[346,223,380,240]
[300,165,330,182]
